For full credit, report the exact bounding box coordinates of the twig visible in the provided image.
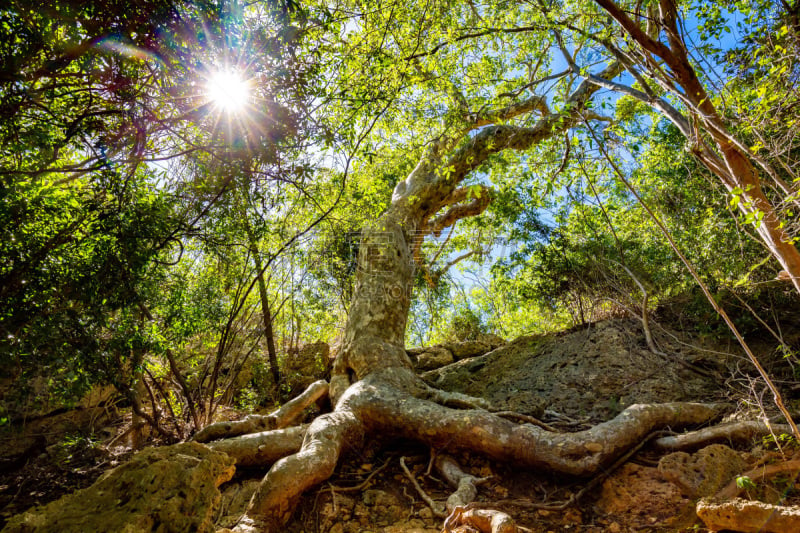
[492,411,558,432]
[543,409,591,427]
[400,456,447,517]
[325,455,393,492]
[426,447,437,476]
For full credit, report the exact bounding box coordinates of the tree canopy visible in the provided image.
[1,0,798,436]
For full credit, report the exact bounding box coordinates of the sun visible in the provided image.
[206,70,250,113]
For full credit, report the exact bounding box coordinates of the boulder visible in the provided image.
[424,319,719,422]
[658,444,747,498]
[283,342,331,395]
[415,347,454,370]
[697,498,800,533]
[216,479,262,530]
[495,390,546,418]
[441,340,491,360]
[476,333,506,350]
[3,442,235,533]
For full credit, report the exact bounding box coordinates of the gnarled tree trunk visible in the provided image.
[206,62,728,532]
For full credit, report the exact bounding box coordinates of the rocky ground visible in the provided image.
[2,317,799,532]
[270,319,739,532]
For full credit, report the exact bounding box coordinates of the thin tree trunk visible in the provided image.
[593,0,800,294]
[255,264,281,387]
[239,193,282,387]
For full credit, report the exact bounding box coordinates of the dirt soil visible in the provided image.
[0,403,129,528]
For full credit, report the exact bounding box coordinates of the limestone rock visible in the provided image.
[283,342,331,391]
[216,479,261,529]
[3,442,235,533]
[496,390,546,418]
[408,337,499,370]
[658,444,747,498]
[415,347,454,370]
[697,498,800,533]
[476,333,506,350]
[424,319,719,422]
[441,340,491,360]
[0,404,116,472]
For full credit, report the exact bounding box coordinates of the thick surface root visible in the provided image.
[195,380,328,443]
[234,410,364,530]
[227,372,725,530]
[206,424,308,466]
[353,375,726,476]
[444,506,524,533]
[696,498,800,533]
[654,420,793,451]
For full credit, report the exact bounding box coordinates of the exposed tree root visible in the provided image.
[399,453,493,519]
[715,458,800,500]
[223,369,726,530]
[492,411,557,431]
[400,456,447,517]
[325,454,394,492]
[206,424,308,466]
[696,498,800,533]
[239,409,364,528]
[653,420,794,451]
[194,380,328,443]
[436,454,491,511]
[497,430,672,511]
[443,504,527,533]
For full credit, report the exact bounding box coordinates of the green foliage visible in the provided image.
[736,475,756,491]
[447,305,487,342]
[2,0,800,439]
[1,170,177,398]
[51,433,103,470]
[0,0,323,421]
[762,432,799,450]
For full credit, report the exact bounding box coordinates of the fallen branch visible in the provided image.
[400,456,447,517]
[716,459,800,500]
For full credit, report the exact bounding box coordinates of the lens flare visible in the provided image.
[206,70,250,112]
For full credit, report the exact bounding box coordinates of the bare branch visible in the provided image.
[594,0,673,61]
[400,456,447,517]
[426,185,493,237]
